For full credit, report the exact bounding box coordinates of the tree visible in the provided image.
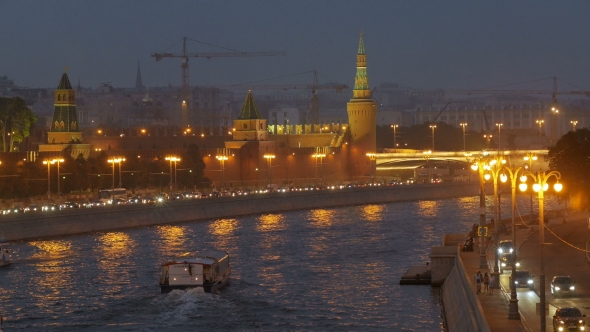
[547,128,590,209]
[0,97,38,152]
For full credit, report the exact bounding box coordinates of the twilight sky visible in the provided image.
[2,1,590,92]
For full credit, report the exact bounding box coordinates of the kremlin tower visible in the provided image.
[347,32,378,178]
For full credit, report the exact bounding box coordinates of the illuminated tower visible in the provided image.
[47,69,82,144]
[347,32,377,176]
[232,90,268,141]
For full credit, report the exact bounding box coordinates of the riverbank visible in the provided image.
[0,182,478,242]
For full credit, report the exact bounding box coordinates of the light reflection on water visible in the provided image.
[0,195,566,331]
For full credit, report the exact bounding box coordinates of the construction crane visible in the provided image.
[151,37,286,128]
[206,70,349,125]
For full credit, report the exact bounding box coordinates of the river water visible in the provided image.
[0,194,564,331]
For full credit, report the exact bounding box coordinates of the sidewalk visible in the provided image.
[461,210,590,331]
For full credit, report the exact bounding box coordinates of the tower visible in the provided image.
[135,60,144,89]
[347,32,378,177]
[47,69,83,144]
[232,90,268,141]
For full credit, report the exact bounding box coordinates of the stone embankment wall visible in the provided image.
[0,182,478,242]
[440,247,491,332]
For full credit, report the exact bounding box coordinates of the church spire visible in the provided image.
[135,59,144,89]
[353,31,371,99]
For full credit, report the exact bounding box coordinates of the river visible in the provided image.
[0,194,564,331]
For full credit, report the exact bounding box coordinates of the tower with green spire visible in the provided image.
[232,90,268,141]
[47,69,83,144]
[347,32,378,178]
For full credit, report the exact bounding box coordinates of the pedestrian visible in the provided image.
[483,272,490,294]
[489,274,496,295]
[474,271,482,294]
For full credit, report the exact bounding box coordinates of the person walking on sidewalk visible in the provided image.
[489,274,496,295]
[474,271,482,294]
[483,272,490,294]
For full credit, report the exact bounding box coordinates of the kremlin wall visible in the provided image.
[32,33,379,188]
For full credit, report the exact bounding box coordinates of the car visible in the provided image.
[88,200,106,208]
[24,204,40,213]
[171,193,183,200]
[154,194,168,203]
[551,276,576,297]
[8,206,23,214]
[182,192,193,199]
[128,196,141,204]
[553,307,586,332]
[111,198,127,205]
[242,189,252,195]
[142,196,154,204]
[497,240,514,255]
[41,203,59,212]
[499,252,520,273]
[191,192,202,199]
[513,270,534,290]
[60,202,79,209]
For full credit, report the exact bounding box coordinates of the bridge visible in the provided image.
[376,149,549,171]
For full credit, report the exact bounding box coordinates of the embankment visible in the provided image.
[0,182,478,242]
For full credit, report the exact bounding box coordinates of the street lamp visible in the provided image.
[263,154,275,188]
[429,124,437,151]
[483,134,493,150]
[519,170,563,332]
[391,124,399,152]
[536,119,544,148]
[423,150,432,183]
[165,156,180,191]
[496,123,503,152]
[216,155,228,188]
[524,152,538,224]
[459,123,467,151]
[312,152,326,186]
[469,152,490,269]
[366,152,377,184]
[43,159,57,200]
[501,163,525,320]
[484,156,507,290]
[571,120,578,131]
[107,158,125,190]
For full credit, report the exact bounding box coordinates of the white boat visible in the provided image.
[0,243,11,268]
[159,250,231,294]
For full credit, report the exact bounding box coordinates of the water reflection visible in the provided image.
[209,218,239,250]
[417,200,440,218]
[256,214,285,232]
[307,209,334,228]
[360,204,385,222]
[155,225,191,256]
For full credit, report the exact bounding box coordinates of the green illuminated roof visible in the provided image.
[238,90,263,120]
[358,31,365,55]
[57,72,72,90]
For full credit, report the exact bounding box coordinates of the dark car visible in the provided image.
[553,307,585,331]
[60,202,79,209]
[128,196,141,204]
[142,196,154,204]
[42,203,59,212]
[551,276,576,297]
[499,253,520,274]
[24,204,40,213]
[171,193,183,200]
[513,270,534,290]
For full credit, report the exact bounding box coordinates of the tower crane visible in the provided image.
[205,70,348,125]
[151,37,286,128]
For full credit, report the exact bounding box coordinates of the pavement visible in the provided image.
[460,210,590,332]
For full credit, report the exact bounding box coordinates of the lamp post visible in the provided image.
[484,156,506,289]
[423,150,432,183]
[524,153,538,224]
[571,120,578,131]
[484,134,493,150]
[216,155,228,189]
[459,123,467,151]
[263,154,275,188]
[519,170,563,332]
[107,158,124,190]
[43,159,57,200]
[536,119,544,148]
[496,123,503,152]
[429,124,437,151]
[501,164,525,320]
[55,158,64,197]
[469,152,490,269]
[165,156,180,191]
[391,124,398,152]
[366,152,377,184]
[312,152,326,186]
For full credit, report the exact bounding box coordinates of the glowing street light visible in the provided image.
[483,134,493,150]
[107,158,125,190]
[519,169,563,332]
[423,150,432,183]
[312,152,326,186]
[524,152,538,224]
[429,124,437,151]
[536,119,545,148]
[263,154,275,188]
[391,124,399,152]
[216,155,229,188]
[571,120,578,131]
[459,123,467,151]
[469,152,490,269]
[165,156,180,191]
[485,156,507,289]
[496,123,503,152]
[366,152,377,184]
[43,159,61,199]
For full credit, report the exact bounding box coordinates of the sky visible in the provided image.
[2,1,590,92]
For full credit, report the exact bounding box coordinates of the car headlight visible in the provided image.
[580,326,585,331]
[509,248,513,253]
[555,286,560,291]
[498,248,503,253]
[570,286,575,290]
[580,320,584,324]
[527,280,533,284]
[514,281,519,284]
[501,263,506,267]
[515,262,521,267]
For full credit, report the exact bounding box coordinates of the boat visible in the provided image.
[159,250,231,294]
[0,243,11,268]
